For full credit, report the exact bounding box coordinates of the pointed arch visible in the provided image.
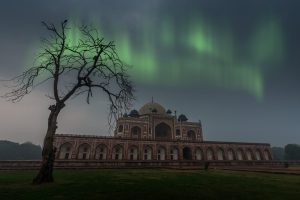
[112,145,123,160]
[195,148,203,160]
[170,147,179,160]
[95,144,107,160]
[58,142,72,159]
[217,148,225,160]
[187,130,196,140]
[128,145,139,160]
[183,147,192,160]
[246,149,254,160]
[264,149,272,160]
[206,148,214,160]
[131,126,142,138]
[77,143,91,160]
[143,146,152,160]
[236,148,244,160]
[157,146,166,160]
[227,148,235,160]
[155,122,171,139]
[255,149,263,160]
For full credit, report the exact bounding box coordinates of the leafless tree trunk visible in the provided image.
[2,20,134,184]
[32,103,64,184]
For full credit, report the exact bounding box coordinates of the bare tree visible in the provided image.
[3,20,134,184]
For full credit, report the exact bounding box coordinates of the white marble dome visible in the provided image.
[139,102,166,115]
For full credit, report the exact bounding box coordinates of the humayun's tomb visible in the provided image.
[54,101,273,163]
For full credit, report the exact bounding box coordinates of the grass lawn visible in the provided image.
[0,169,299,200]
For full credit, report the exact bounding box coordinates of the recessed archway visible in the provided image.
[227,149,235,160]
[58,143,72,159]
[131,126,141,138]
[195,148,203,160]
[237,149,244,160]
[77,143,91,160]
[157,146,166,160]
[217,148,225,160]
[95,144,107,160]
[155,122,171,139]
[112,145,123,160]
[183,147,192,160]
[246,149,254,160]
[206,148,214,160]
[128,146,138,160]
[255,149,263,160]
[264,149,271,160]
[170,147,179,160]
[143,146,152,160]
[187,130,196,140]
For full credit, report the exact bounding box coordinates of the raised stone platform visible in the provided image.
[54,134,273,161]
[1,160,299,171]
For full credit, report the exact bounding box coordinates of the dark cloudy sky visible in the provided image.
[0,0,299,147]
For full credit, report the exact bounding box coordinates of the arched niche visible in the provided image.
[155,122,172,139]
[206,148,214,160]
[170,147,179,160]
[195,148,203,160]
[246,149,254,160]
[227,149,235,160]
[264,149,271,160]
[77,143,91,160]
[187,130,196,140]
[128,146,138,160]
[131,126,142,138]
[95,144,107,160]
[157,146,166,160]
[217,148,225,160]
[182,147,192,160]
[143,146,152,160]
[112,145,123,160]
[58,142,72,159]
[237,149,244,161]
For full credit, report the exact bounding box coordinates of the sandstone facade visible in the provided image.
[54,101,272,162]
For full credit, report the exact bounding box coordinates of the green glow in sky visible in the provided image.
[112,16,283,101]
[250,17,284,66]
[187,19,214,55]
[28,16,284,101]
[161,17,175,46]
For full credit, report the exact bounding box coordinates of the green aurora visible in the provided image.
[29,15,285,101]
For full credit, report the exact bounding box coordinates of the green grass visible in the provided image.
[0,169,299,200]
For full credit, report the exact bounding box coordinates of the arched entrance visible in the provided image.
[237,149,244,160]
[112,145,123,160]
[217,148,225,160]
[157,146,166,160]
[95,144,107,160]
[227,149,235,160]
[143,146,152,160]
[183,147,192,160]
[77,143,91,160]
[195,148,203,160]
[264,149,271,160]
[128,146,138,160]
[155,122,171,139]
[187,130,196,140]
[206,148,214,160]
[58,143,72,159]
[246,149,253,160]
[255,149,262,160]
[131,126,141,138]
[170,147,179,160]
